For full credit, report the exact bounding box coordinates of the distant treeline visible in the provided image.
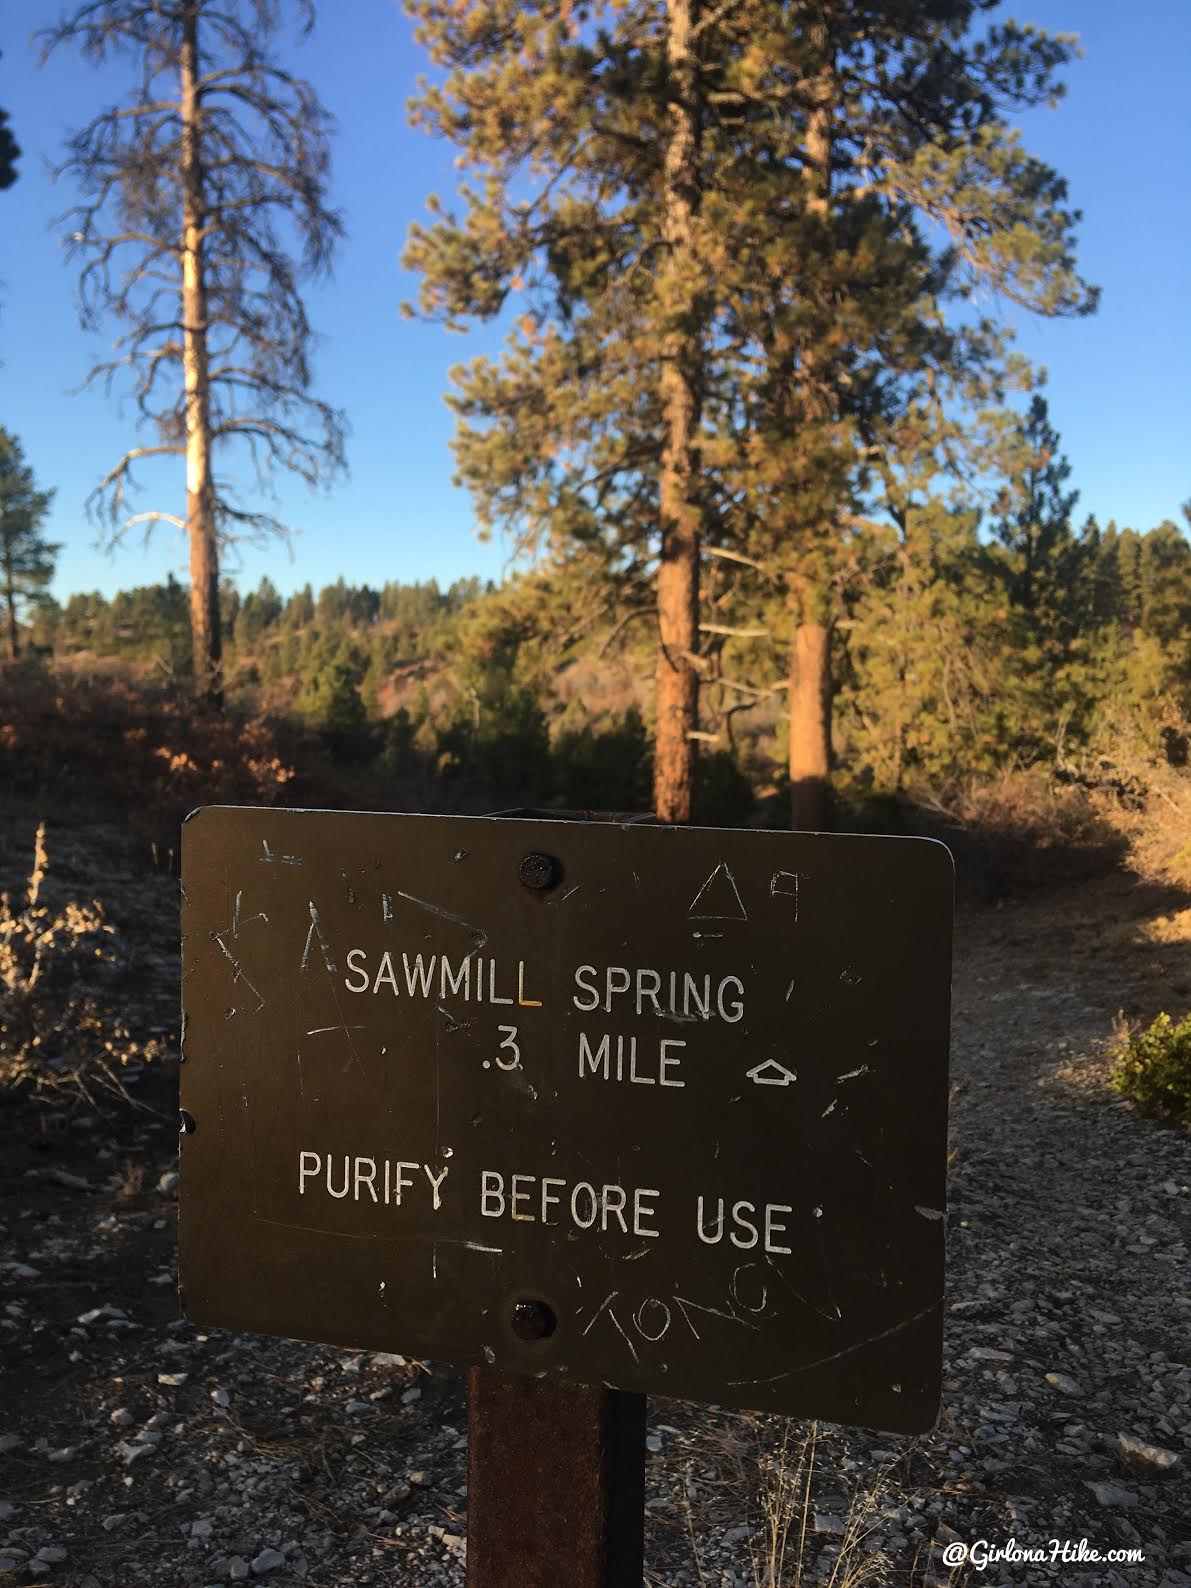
[36,573,487,690]
[21,502,1191,823]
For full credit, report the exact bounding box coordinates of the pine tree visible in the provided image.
[838,500,1013,790]
[0,430,58,660]
[1138,522,1191,652]
[988,396,1095,754]
[403,0,738,820]
[992,396,1082,619]
[403,0,1092,825]
[42,0,346,705]
[707,7,1093,826]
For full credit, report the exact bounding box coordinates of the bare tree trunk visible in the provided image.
[789,608,831,830]
[654,0,702,825]
[4,570,18,660]
[788,46,834,831]
[181,3,221,708]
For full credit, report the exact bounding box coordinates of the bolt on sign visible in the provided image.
[180,808,952,1435]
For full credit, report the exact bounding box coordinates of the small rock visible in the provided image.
[370,1352,406,1368]
[1116,1432,1181,1477]
[157,1171,180,1196]
[645,1433,663,1453]
[190,1517,213,1541]
[210,1387,230,1409]
[0,1434,23,1453]
[814,1513,845,1535]
[969,1346,1013,1362]
[1085,1479,1139,1508]
[46,1447,76,1464]
[109,1409,134,1428]
[157,1373,188,1387]
[101,1515,127,1532]
[48,1169,92,1191]
[228,1560,250,1583]
[344,1400,373,1417]
[77,1306,126,1326]
[1045,1372,1082,1396]
[251,1547,286,1574]
[34,1547,68,1564]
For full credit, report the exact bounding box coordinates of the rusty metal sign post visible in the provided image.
[467,810,648,1588]
[179,806,953,1586]
[468,1369,645,1587]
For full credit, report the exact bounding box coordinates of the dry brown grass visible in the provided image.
[0,821,164,1106]
[746,1422,902,1588]
[661,1410,953,1588]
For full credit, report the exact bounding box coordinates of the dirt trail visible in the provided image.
[0,823,1188,1587]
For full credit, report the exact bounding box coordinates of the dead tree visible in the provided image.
[43,0,346,704]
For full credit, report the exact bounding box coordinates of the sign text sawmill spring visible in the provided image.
[180,809,952,1434]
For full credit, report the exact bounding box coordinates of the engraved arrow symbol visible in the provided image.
[746,1058,797,1086]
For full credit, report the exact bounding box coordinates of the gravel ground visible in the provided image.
[0,824,1188,1587]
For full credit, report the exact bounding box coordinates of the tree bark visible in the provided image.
[654,0,702,825]
[788,43,834,831]
[789,612,831,830]
[4,563,18,660]
[180,2,221,708]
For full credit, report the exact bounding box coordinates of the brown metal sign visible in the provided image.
[180,807,952,1434]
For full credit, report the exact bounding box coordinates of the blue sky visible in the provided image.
[1,0,1188,604]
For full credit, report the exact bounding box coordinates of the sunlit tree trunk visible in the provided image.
[788,47,833,830]
[789,598,831,829]
[180,3,221,707]
[654,0,702,824]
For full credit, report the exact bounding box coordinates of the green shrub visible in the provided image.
[695,748,755,828]
[298,661,374,762]
[1110,1012,1191,1122]
[554,706,652,813]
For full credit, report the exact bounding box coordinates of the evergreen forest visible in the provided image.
[10,411,1190,831]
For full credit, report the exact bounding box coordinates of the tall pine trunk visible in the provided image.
[788,46,833,831]
[789,603,831,829]
[654,0,702,824]
[181,3,221,708]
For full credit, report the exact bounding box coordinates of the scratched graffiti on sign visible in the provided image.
[180,808,952,1434]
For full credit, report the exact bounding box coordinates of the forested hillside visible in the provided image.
[16,484,1191,831]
